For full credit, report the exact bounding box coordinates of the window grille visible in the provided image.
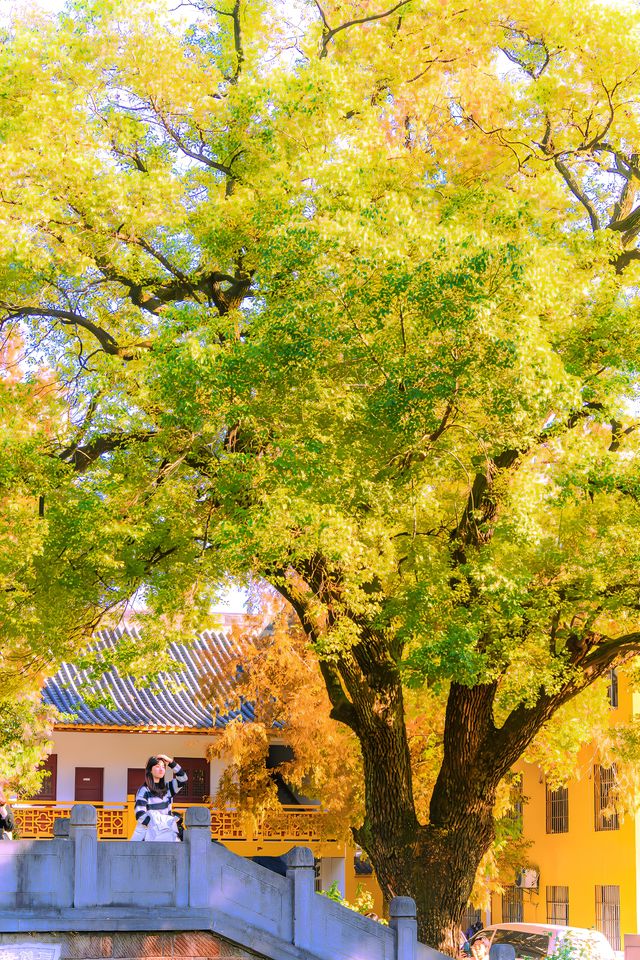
[174,756,210,803]
[545,783,569,834]
[502,886,523,923]
[594,764,619,831]
[461,905,482,934]
[607,668,619,709]
[595,885,620,951]
[546,885,569,925]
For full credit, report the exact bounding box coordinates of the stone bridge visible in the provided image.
[0,805,444,960]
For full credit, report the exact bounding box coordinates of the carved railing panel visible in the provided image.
[260,809,324,842]
[14,801,326,842]
[14,805,72,839]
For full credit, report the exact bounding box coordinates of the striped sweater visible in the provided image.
[134,761,188,825]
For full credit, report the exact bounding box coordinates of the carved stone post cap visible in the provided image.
[53,816,70,837]
[284,846,315,868]
[389,897,417,919]
[185,805,211,827]
[70,804,97,826]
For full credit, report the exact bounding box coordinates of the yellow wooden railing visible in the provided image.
[13,799,327,843]
[14,801,128,840]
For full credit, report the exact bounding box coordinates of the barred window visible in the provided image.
[546,885,569,926]
[461,905,482,934]
[607,668,619,709]
[546,783,569,834]
[595,885,620,951]
[594,764,619,831]
[502,885,523,923]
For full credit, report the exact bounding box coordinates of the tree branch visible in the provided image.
[581,631,640,670]
[272,571,359,729]
[450,402,605,560]
[155,108,236,175]
[92,245,253,317]
[230,0,244,82]
[607,203,640,243]
[554,157,601,232]
[58,430,157,473]
[209,0,244,81]
[498,26,552,81]
[317,659,359,728]
[487,626,640,777]
[3,306,152,359]
[612,248,640,274]
[318,0,411,57]
[609,418,637,452]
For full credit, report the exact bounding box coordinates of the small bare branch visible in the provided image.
[155,107,235,176]
[554,158,601,232]
[318,0,411,57]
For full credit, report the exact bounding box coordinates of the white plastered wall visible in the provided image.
[51,729,227,802]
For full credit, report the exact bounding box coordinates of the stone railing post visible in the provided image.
[284,846,315,952]
[53,816,70,839]
[69,804,98,908]
[390,897,418,960]
[185,805,211,908]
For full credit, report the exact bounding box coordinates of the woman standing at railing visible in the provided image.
[131,754,188,842]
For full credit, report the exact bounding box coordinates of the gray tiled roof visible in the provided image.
[43,627,254,729]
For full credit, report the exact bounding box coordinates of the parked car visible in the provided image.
[468,923,615,960]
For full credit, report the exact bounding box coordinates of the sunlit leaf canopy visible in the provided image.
[8,0,640,942]
[2,0,640,714]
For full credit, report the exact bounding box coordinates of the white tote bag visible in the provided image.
[145,811,179,842]
[130,821,147,841]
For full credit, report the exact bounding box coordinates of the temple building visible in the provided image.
[15,615,381,914]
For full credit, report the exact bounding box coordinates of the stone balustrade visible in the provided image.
[0,805,445,960]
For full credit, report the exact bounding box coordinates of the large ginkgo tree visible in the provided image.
[3,0,640,947]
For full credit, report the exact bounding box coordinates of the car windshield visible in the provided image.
[492,931,551,960]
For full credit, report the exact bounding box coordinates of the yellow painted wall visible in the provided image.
[516,758,636,932]
[499,673,638,944]
[344,858,386,918]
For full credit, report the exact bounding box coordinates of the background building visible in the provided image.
[489,668,635,953]
[15,617,382,914]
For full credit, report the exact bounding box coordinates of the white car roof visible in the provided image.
[485,925,606,937]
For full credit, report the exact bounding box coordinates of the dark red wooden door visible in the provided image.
[174,757,210,802]
[74,767,104,802]
[127,768,146,797]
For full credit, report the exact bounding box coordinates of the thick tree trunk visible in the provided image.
[415,819,494,951]
[356,682,501,952]
[329,638,506,952]
[413,684,501,949]
[368,804,495,952]
[354,730,496,949]
[353,679,576,950]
